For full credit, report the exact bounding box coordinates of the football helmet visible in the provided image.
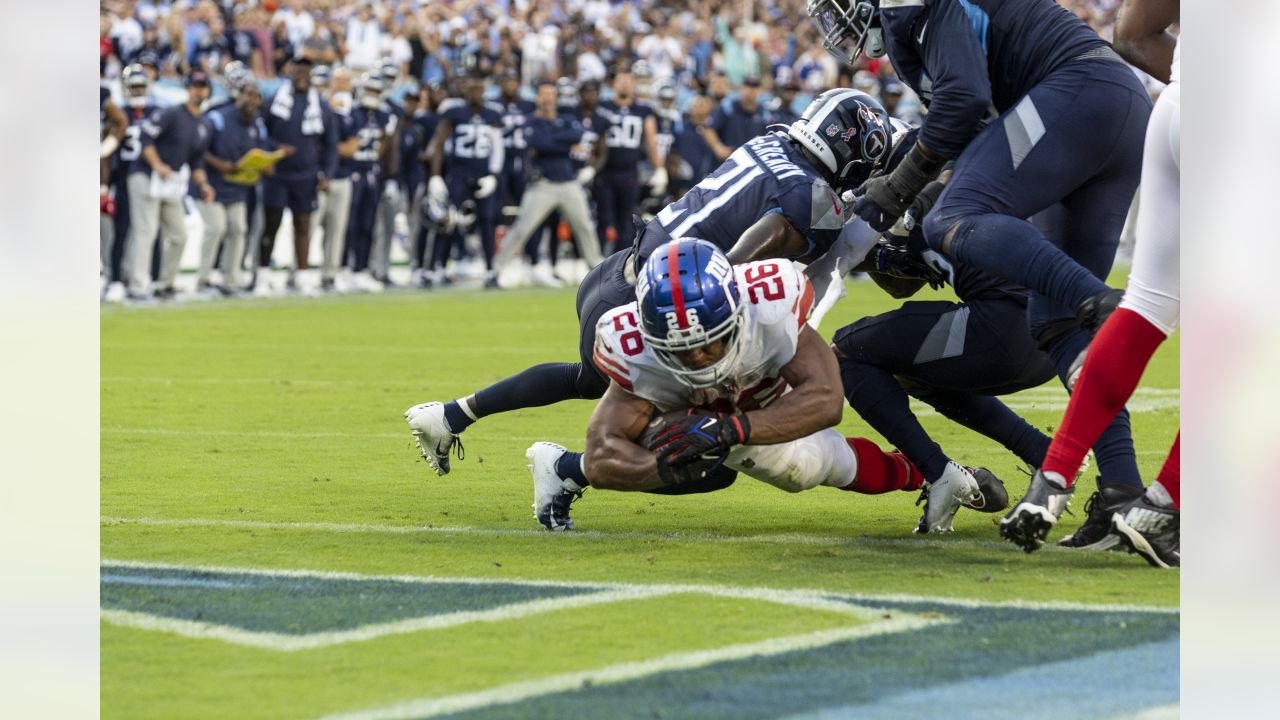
[637,239,744,388]
[808,0,885,65]
[122,64,151,108]
[356,73,384,109]
[787,88,891,192]
[377,58,399,99]
[224,61,255,99]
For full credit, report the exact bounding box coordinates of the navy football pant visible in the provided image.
[447,177,498,270]
[593,170,640,255]
[345,171,380,272]
[924,58,1151,318]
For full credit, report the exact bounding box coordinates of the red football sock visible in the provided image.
[1153,432,1180,508]
[1043,308,1168,486]
[841,437,925,494]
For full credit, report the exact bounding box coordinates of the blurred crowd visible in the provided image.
[99,0,1137,301]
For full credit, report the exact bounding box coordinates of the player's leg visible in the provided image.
[289,177,318,275]
[155,197,189,295]
[123,172,160,298]
[475,192,499,286]
[923,60,1151,325]
[110,169,132,286]
[592,175,619,256]
[492,180,554,274]
[559,182,604,267]
[197,201,227,288]
[321,177,352,289]
[220,201,248,292]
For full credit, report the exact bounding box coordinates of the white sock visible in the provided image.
[455,398,478,422]
[1041,470,1069,489]
[1144,481,1175,508]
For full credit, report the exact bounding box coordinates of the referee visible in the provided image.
[493,80,602,279]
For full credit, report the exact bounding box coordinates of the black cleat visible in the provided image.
[1000,470,1074,553]
[961,467,1009,513]
[1058,482,1144,550]
[1111,494,1180,568]
[1076,288,1125,334]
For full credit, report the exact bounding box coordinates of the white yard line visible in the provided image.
[100,586,673,652]
[317,616,946,720]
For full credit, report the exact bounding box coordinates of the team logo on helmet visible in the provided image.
[857,105,888,162]
[825,123,840,137]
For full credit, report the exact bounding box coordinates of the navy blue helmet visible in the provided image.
[787,88,891,192]
[637,239,744,388]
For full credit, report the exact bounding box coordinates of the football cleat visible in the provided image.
[527,442,585,531]
[960,467,1009,513]
[1076,288,1125,334]
[1058,482,1144,550]
[1000,469,1074,552]
[1111,494,1180,568]
[914,462,981,534]
[404,402,463,475]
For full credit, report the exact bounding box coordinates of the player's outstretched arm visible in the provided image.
[726,213,809,265]
[1114,0,1179,83]
[584,384,667,491]
[744,325,844,444]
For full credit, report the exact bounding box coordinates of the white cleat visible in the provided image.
[530,263,564,288]
[527,442,583,531]
[914,462,982,534]
[404,402,460,475]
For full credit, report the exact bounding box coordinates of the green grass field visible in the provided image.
[101,275,1179,719]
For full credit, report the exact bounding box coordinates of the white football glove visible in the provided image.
[100,134,120,159]
[647,166,668,196]
[576,166,596,186]
[475,174,498,199]
[428,175,448,203]
[383,179,400,202]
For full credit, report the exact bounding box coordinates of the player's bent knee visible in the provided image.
[573,363,609,399]
[922,206,964,253]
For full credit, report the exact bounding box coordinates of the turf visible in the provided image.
[101,274,1179,718]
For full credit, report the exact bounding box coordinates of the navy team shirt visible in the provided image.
[880,0,1106,158]
[673,119,718,189]
[523,113,584,183]
[440,99,505,179]
[500,97,536,171]
[653,109,678,161]
[570,109,609,170]
[398,110,431,191]
[131,104,210,177]
[711,98,769,150]
[599,100,655,173]
[349,106,395,176]
[330,110,360,180]
[204,104,269,204]
[637,131,844,263]
[263,87,338,181]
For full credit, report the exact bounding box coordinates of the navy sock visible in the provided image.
[1046,329,1144,489]
[442,401,474,433]
[943,213,1110,312]
[471,362,601,421]
[555,451,589,489]
[915,390,1051,469]
[840,359,949,481]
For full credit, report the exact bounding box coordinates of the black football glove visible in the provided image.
[648,412,751,469]
[853,142,946,232]
[869,243,947,290]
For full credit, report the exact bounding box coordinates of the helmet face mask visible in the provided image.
[808,0,879,65]
[638,239,745,389]
[123,64,151,108]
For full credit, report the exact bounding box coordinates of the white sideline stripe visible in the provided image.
[101,559,1179,615]
[101,427,585,444]
[100,515,1017,551]
[101,587,673,651]
[319,616,945,720]
[1111,705,1179,720]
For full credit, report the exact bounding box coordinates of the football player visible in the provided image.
[313,65,359,293]
[344,73,397,290]
[370,58,406,287]
[496,70,535,213]
[595,69,666,255]
[405,91,903,495]
[1023,0,1181,565]
[808,0,1153,548]
[426,72,505,288]
[563,239,962,530]
[104,65,150,301]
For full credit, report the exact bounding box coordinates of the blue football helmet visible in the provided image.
[808,0,885,65]
[637,239,744,388]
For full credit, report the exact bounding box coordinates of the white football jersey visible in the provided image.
[593,259,814,413]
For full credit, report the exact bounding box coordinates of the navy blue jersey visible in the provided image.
[439,99,505,178]
[880,0,1106,158]
[382,98,406,121]
[499,97,535,156]
[100,87,111,134]
[637,132,844,263]
[524,113,584,183]
[711,99,769,150]
[571,109,609,169]
[599,100,655,172]
[653,109,679,161]
[348,106,394,174]
[398,110,430,189]
[131,104,210,176]
[672,119,719,189]
[204,104,268,203]
[331,111,360,180]
[117,104,159,168]
[263,87,338,180]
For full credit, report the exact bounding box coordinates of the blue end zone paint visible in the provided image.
[101,566,597,635]
[440,599,1179,720]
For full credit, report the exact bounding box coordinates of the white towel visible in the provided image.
[270,84,324,135]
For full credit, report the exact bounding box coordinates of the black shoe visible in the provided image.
[483,275,500,290]
[154,286,178,300]
[1076,288,1125,333]
[999,469,1074,553]
[1111,494,1180,568]
[418,273,434,289]
[961,467,1009,513]
[1058,482,1144,550]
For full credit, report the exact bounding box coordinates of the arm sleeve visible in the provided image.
[886,1,993,158]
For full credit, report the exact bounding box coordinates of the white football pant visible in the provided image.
[726,428,856,493]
